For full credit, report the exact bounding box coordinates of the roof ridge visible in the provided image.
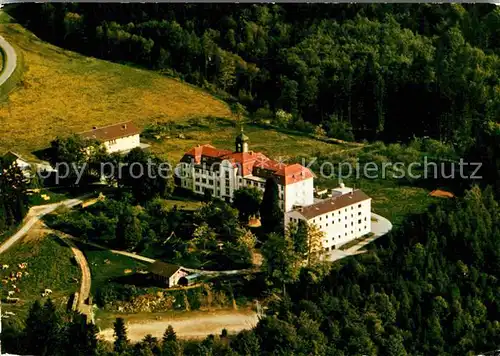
[78,120,136,134]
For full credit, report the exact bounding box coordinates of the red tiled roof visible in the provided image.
[182,145,314,185]
[274,163,315,185]
[79,121,141,142]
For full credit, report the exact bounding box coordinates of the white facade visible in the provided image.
[103,134,140,154]
[284,178,315,212]
[177,160,315,211]
[285,187,372,251]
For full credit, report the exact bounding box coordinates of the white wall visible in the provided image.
[285,198,372,251]
[284,177,314,212]
[104,134,140,153]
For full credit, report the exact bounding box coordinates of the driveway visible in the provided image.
[0,35,17,86]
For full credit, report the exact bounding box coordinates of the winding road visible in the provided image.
[0,35,17,86]
[0,195,96,321]
[0,196,93,254]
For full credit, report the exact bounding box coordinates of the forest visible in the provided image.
[1,4,500,355]
[9,4,500,144]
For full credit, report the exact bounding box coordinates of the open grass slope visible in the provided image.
[74,243,148,294]
[148,120,345,163]
[0,23,232,158]
[0,235,80,319]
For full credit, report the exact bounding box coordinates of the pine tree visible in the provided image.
[113,317,129,354]
[260,177,282,234]
[24,300,45,355]
[65,315,98,356]
[162,325,181,356]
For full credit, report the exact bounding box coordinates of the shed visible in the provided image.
[148,261,188,288]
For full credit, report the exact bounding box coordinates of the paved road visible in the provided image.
[0,196,92,254]
[0,35,17,86]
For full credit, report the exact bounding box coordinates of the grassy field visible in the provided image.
[146,119,347,162]
[0,235,81,321]
[74,242,148,294]
[317,177,440,227]
[0,23,232,159]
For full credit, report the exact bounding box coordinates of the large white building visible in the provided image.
[79,121,141,154]
[177,131,315,211]
[285,184,372,251]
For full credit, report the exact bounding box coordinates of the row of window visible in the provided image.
[318,217,368,229]
[312,204,368,222]
[194,185,231,195]
[324,226,368,244]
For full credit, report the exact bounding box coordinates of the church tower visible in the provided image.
[235,128,249,153]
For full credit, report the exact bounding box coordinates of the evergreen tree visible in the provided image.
[65,315,99,356]
[115,207,143,251]
[113,317,129,354]
[260,177,282,234]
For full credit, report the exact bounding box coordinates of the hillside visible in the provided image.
[0,23,232,158]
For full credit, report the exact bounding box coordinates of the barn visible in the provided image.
[148,261,189,288]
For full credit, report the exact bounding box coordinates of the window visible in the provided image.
[202,178,207,184]
[358,204,362,208]
[358,212,362,216]
[209,180,214,185]
[358,219,362,224]
[326,223,329,227]
[195,185,200,192]
[351,222,353,226]
[225,187,230,195]
[364,217,367,221]
[351,206,353,210]
[290,217,293,222]
[225,171,229,179]
[195,178,200,182]
[345,224,347,228]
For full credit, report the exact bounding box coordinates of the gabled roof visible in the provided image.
[295,190,371,219]
[79,121,141,142]
[148,261,183,278]
[181,144,315,185]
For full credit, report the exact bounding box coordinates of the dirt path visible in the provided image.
[99,310,259,341]
[0,195,94,255]
[57,232,92,320]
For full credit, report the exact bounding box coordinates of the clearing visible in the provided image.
[98,309,259,341]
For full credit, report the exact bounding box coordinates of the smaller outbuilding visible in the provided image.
[148,261,189,288]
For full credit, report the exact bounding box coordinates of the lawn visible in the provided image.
[146,118,348,162]
[0,23,232,159]
[74,242,149,294]
[0,235,81,321]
